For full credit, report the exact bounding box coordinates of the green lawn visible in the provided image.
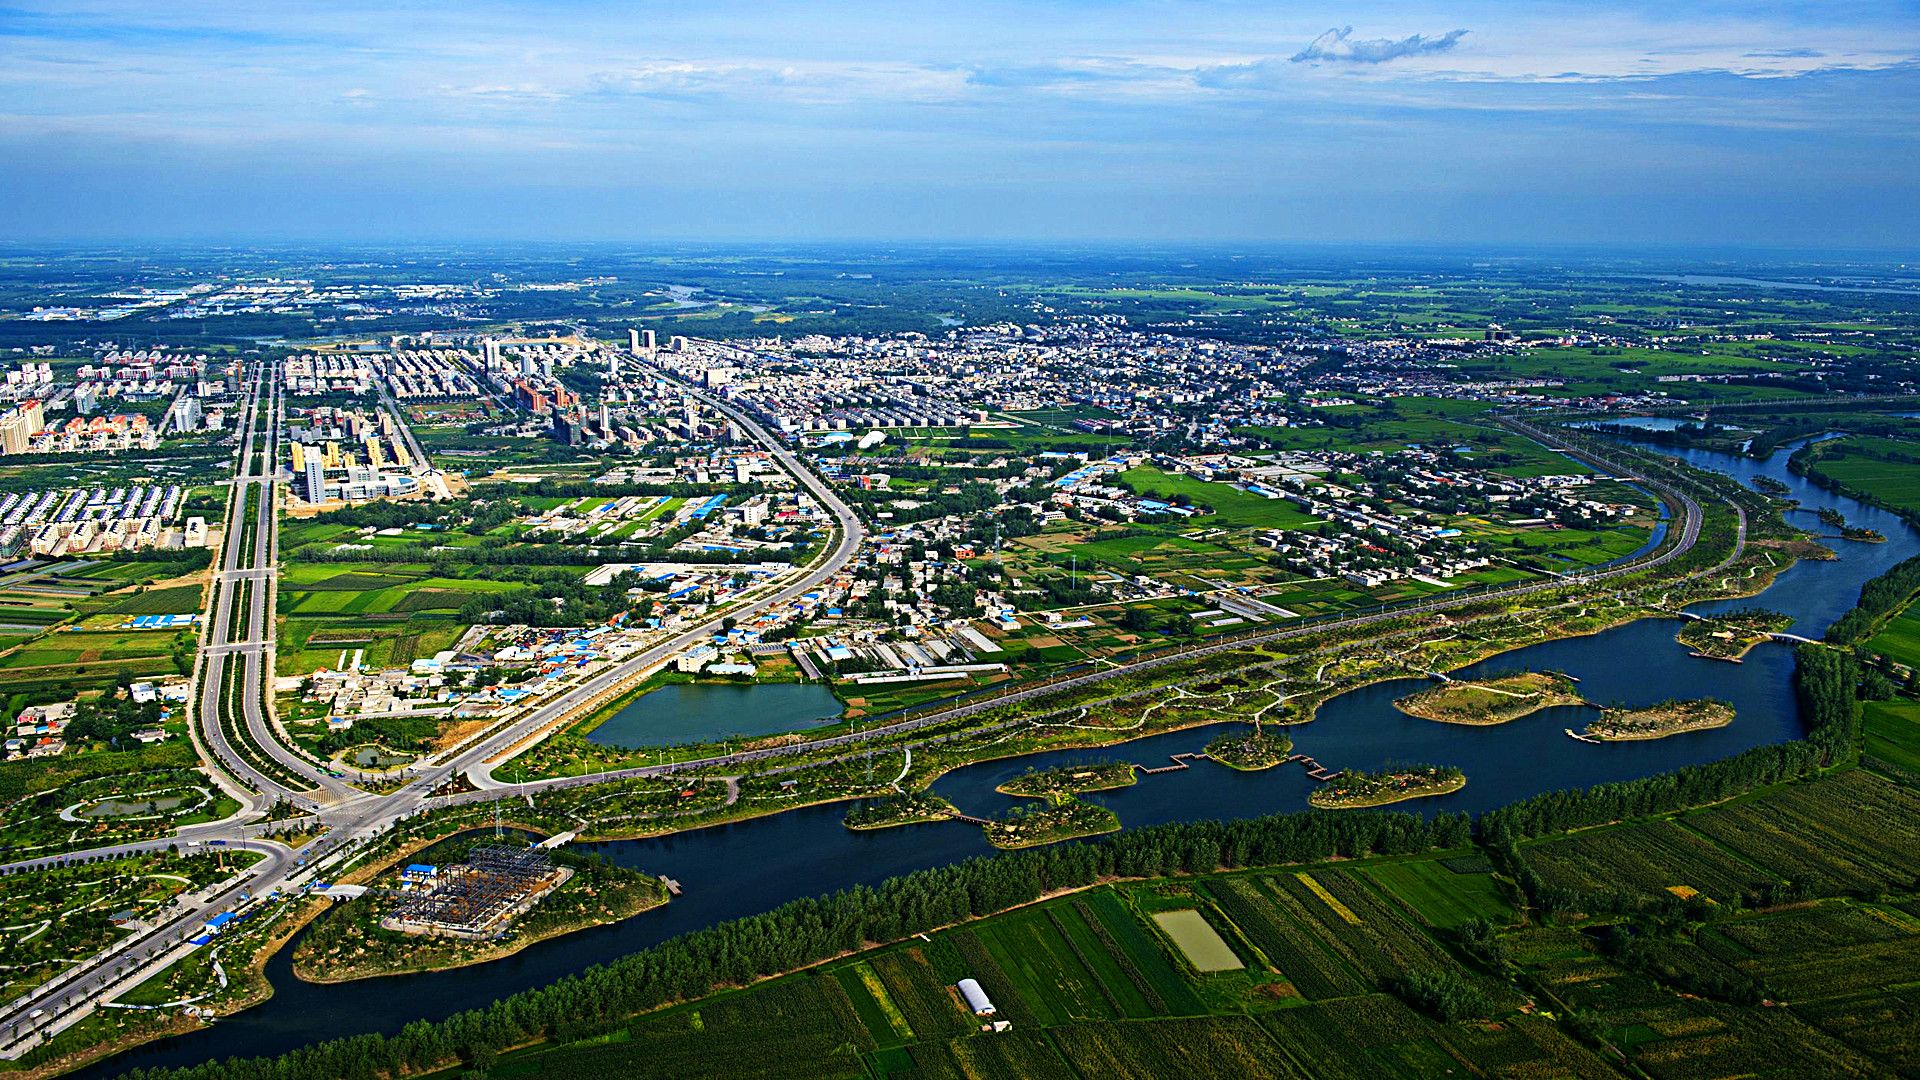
[1118,466,1320,531]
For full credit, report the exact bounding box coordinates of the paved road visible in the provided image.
[0,353,869,1056]
[0,366,1752,1060]
[438,416,1715,796]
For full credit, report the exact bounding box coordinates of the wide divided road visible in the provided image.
[0,354,870,1055]
[194,361,354,807]
[441,415,1716,796]
[0,356,1747,1060]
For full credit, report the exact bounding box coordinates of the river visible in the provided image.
[88,436,1920,1077]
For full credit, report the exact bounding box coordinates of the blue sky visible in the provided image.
[1,1,1916,248]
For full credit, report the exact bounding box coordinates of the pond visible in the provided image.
[84,434,1919,1078]
[348,746,415,770]
[583,682,846,749]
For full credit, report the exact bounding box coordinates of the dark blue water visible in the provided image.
[89,437,1920,1078]
[584,683,844,748]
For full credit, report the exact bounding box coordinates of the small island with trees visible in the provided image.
[842,792,960,831]
[1576,698,1734,742]
[1676,608,1794,661]
[996,762,1137,799]
[982,798,1120,849]
[1203,727,1293,770]
[1818,505,1887,543]
[1309,765,1466,809]
[1394,671,1584,725]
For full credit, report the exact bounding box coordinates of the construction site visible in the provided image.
[381,844,570,941]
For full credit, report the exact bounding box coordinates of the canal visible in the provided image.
[89,436,1920,1077]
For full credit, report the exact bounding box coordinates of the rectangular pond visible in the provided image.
[1151,909,1243,972]
[583,682,845,748]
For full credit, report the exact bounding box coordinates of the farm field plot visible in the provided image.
[1361,858,1514,929]
[1863,698,1920,772]
[902,1031,1077,1079]
[1681,770,1920,895]
[1863,601,1920,668]
[1257,995,1474,1080]
[489,973,873,1080]
[1704,903,1920,1002]
[94,583,204,615]
[974,906,1126,1023]
[1151,909,1243,973]
[1519,819,1771,904]
[1050,1017,1298,1080]
[1803,435,1920,516]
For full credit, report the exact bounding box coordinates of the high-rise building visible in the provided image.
[627,328,641,354]
[304,458,327,502]
[641,329,658,354]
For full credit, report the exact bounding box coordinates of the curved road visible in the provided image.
[0,364,1746,1060]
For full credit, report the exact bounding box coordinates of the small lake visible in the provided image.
[82,433,1920,1078]
[584,683,845,749]
[1569,416,1696,432]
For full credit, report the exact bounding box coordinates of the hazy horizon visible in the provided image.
[2,2,1916,250]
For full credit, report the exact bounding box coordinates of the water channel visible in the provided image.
[90,436,1920,1077]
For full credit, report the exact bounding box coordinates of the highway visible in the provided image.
[435,415,1718,796]
[0,360,1739,1060]
[0,354,869,1056]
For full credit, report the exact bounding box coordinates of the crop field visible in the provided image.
[95,583,204,615]
[1258,995,1473,1080]
[1361,858,1513,929]
[488,973,873,1080]
[278,561,527,673]
[1051,1017,1297,1080]
[1520,819,1770,904]
[1864,601,1920,668]
[1863,699,1920,772]
[1681,770,1920,895]
[1802,434,1920,516]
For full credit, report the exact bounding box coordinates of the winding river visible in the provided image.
[88,437,1919,1078]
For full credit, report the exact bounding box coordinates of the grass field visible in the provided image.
[1863,698,1920,772]
[1865,601,1920,668]
[1118,466,1322,531]
[1805,435,1920,517]
[1361,858,1513,929]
